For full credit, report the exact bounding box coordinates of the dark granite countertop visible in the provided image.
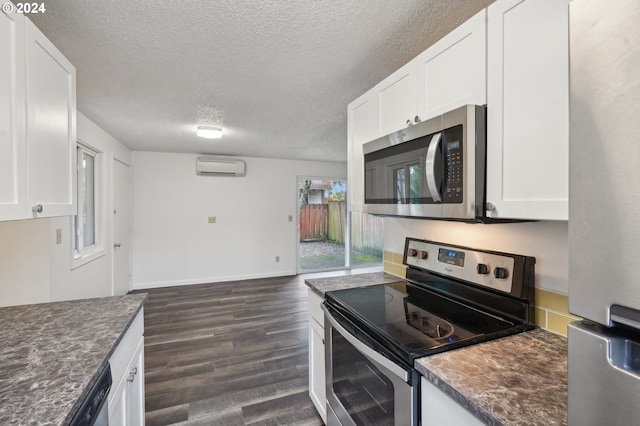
[305,271,402,296]
[415,328,567,426]
[0,294,147,425]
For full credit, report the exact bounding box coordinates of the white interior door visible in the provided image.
[113,159,130,295]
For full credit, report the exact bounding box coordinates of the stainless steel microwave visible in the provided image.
[363,104,487,222]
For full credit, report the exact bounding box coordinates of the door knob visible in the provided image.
[114,243,121,248]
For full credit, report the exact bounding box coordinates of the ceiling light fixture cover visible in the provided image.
[197,125,223,139]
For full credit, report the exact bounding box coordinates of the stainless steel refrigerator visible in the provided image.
[568,0,640,425]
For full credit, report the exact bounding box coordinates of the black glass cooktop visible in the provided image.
[324,280,530,365]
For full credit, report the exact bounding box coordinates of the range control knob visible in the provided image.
[407,248,418,257]
[417,250,428,260]
[476,263,489,275]
[494,267,509,279]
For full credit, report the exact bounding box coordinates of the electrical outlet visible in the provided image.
[56,228,62,244]
[275,256,280,263]
[208,216,216,224]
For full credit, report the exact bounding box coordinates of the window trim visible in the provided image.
[71,142,105,269]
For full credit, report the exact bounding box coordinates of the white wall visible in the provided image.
[0,112,131,306]
[130,152,346,289]
[384,218,568,293]
[0,218,50,306]
[49,112,132,301]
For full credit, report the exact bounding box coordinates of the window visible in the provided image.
[74,144,102,263]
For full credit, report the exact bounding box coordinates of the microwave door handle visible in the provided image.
[426,133,442,202]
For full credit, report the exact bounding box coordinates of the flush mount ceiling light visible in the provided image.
[197,125,223,139]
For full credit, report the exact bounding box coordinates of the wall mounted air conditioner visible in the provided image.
[196,156,246,176]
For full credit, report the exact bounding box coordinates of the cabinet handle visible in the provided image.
[114,243,122,248]
[406,119,413,126]
[32,205,43,213]
[127,367,138,382]
[414,115,421,123]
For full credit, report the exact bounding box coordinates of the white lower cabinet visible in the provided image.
[307,288,326,423]
[421,377,483,426]
[109,309,145,426]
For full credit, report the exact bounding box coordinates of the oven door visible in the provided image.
[322,304,416,426]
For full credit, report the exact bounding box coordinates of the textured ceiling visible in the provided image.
[26,0,494,162]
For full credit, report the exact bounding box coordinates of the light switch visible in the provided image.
[56,228,62,244]
[208,216,216,224]
[288,215,293,222]
[275,256,280,263]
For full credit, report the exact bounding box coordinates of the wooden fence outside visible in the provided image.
[351,211,383,256]
[327,201,345,243]
[299,204,327,241]
[299,202,383,255]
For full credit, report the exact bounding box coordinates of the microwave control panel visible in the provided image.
[443,125,463,203]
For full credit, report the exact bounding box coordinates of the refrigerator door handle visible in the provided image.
[610,305,640,330]
[609,337,640,378]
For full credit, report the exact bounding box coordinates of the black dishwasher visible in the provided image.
[69,363,112,426]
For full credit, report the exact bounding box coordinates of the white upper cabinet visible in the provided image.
[373,60,418,137]
[347,11,486,213]
[415,9,487,121]
[485,0,569,220]
[26,19,76,218]
[373,9,486,138]
[0,11,26,221]
[0,13,76,221]
[347,90,377,212]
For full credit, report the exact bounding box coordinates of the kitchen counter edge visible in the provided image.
[304,271,402,296]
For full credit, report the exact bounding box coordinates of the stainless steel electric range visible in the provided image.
[322,237,536,426]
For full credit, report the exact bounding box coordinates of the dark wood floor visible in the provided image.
[140,275,324,426]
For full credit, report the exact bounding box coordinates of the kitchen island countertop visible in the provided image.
[0,293,147,425]
[416,328,567,426]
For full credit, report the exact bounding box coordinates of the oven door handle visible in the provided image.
[322,304,409,382]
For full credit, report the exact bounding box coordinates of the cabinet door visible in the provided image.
[25,19,76,218]
[0,11,26,221]
[347,91,377,212]
[109,310,145,426]
[486,0,569,220]
[374,61,417,136]
[109,336,145,426]
[109,378,128,426]
[307,289,326,422]
[421,377,483,426]
[309,317,326,423]
[415,9,487,121]
[127,337,145,426]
